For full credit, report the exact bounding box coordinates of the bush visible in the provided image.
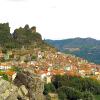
[2,74,9,81]
[31,55,37,60]
[82,91,95,100]
[58,91,67,100]
[57,86,82,100]
[43,83,56,95]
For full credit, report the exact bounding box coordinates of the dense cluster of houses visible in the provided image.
[0,49,100,83]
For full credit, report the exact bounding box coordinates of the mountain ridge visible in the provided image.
[45,37,100,64]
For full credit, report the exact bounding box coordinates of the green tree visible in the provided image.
[52,75,100,95]
[57,86,82,100]
[82,91,95,100]
[43,83,56,95]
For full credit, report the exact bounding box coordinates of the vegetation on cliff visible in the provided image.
[13,25,42,45]
[0,23,48,49]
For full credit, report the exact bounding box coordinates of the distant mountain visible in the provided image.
[45,38,100,64]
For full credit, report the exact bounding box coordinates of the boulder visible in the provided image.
[0,78,18,100]
[14,71,44,100]
[20,85,28,96]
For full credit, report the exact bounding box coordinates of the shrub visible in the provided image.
[82,91,95,100]
[43,83,56,95]
[57,86,82,100]
[2,74,9,81]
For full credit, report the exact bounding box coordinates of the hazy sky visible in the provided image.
[0,0,100,40]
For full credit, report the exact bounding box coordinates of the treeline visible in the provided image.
[44,75,100,100]
[0,23,42,49]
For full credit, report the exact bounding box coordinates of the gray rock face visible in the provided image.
[0,71,44,100]
[20,85,28,96]
[0,78,18,100]
[18,85,29,100]
[14,71,44,100]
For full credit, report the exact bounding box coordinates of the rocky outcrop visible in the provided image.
[0,78,18,100]
[13,25,42,45]
[0,70,44,100]
[14,71,44,100]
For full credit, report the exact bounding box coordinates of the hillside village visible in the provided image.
[0,47,100,83]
